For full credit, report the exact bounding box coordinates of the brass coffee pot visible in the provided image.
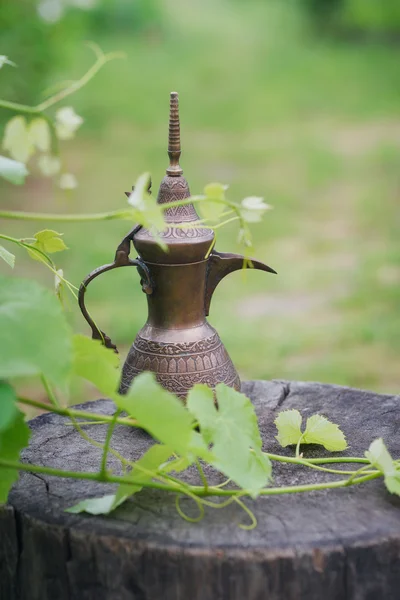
[79,92,276,398]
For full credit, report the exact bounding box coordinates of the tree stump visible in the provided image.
[2,380,400,600]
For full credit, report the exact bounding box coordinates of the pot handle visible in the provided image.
[78,226,154,353]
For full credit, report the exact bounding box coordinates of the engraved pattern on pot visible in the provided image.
[120,332,240,396]
[134,333,221,355]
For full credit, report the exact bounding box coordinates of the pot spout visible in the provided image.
[205,250,277,316]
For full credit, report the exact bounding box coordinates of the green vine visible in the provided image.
[0,44,399,530]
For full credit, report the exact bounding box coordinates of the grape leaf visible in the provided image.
[66,494,124,516]
[241,196,271,223]
[32,230,68,254]
[212,384,271,497]
[385,474,400,496]
[72,334,120,398]
[161,430,215,474]
[0,382,18,432]
[187,383,271,497]
[127,173,166,249]
[186,384,216,444]
[365,438,400,496]
[3,116,34,163]
[274,409,302,447]
[28,118,50,152]
[274,410,347,452]
[115,372,194,456]
[0,409,30,502]
[366,438,393,473]
[161,455,192,473]
[0,245,15,268]
[114,443,174,504]
[67,444,173,515]
[303,414,347,452]
[0,155,29,185]
[0,276,72,387]
[198,182,227,221]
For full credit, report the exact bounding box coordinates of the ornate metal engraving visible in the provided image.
[120,332,240,398]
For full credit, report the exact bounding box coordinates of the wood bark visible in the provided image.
[1,380,400,600]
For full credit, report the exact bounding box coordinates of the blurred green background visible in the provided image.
[1,0,400,397]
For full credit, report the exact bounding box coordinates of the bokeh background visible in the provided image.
[1,0,400,397]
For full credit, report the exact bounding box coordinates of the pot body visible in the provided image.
[120,261,240,398]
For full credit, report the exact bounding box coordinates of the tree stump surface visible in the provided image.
[2,380,400,600]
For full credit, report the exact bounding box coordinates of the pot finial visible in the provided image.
[166,91,183,177]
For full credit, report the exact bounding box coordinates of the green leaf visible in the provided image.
[72,334,120,398]
[198,182,227,221]
[28,118,50,152]
[274,409,303,447]
[33,229,68,254]
[240,196,271,223]
[0,245,15,268]
[186,384,216,444]
[115,372,194,456]
[365,438,400,496]
[127,173,166,248]
[66,494,124,515]
[212,384,271,497]
[67,444,173,515]
[366,438,393,473]
[274,410,347,452]
[0,409,30,502]
[3,116,34,163]
[161,430,214,474]
[28,229,67,261]
[188,383,271,496]
[114,443,173,503]
[161,455,192,473]
[304,414,347,452]
[0,155,29,185]
[0,275,72,387]
[385,474,400,496]
[0,382,18,432]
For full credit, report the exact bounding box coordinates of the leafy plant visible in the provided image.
[275,409,347,452]
[0,43,399,530]
[0,42,123,188]
[0,277,399,528]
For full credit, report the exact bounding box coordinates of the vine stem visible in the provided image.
[18,396,138,427]
[0,234,78,298]
[0,209,131,222]
[0,197,243,224]
[195,459,209,493]
[0,45,122,116]
[266,453,370,465]
[0,458,382,497]
[295,433,305,458]
[99,409,121,478]
[40,375,60,409]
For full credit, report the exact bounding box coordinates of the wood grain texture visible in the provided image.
[1,380,400,600]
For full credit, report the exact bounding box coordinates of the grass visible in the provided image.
[1,1,400,397]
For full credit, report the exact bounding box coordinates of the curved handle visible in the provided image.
[78,226,154,352]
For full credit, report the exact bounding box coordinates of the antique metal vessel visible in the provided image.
[79,92,276,398]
